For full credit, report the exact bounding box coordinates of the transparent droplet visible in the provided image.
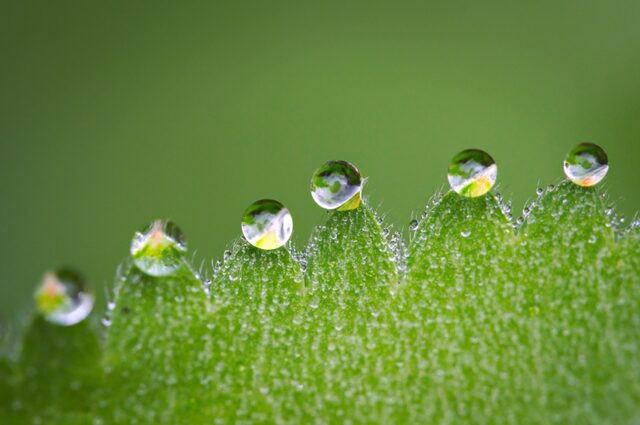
[409,219,419,231]
[447,149,497,197]
[223,250,232,262]
[34,269,94,326]
[241,199,293,250]
[460,229,471,238]
[310,160,363,211]
[563,143,609,187]
[130,219,187,276]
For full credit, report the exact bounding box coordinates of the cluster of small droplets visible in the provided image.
[210,258,223,283]
[389,230,409,276]
[494,192,513,223]
[202,278,212,297]
[513,199,539,229]
[500,198,513,222]
[290,249,308,273]
[607,208,629,238]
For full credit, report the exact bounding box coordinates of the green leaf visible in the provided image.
[207,240,304,423]
[0,355,15,421]
[511,182,621,423]
[6,182,640,424]
[15,316,101,425]
[101,260,211,425]
[300,204,399,422]
[397,191,516,422]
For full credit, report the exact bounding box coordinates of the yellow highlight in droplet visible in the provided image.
[461,176,493,198]
[255,230,281,250]
[336,191,362,211]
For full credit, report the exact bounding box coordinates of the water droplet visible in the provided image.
[409,219,419,231]
[241,199,293,250]
[203,279,212,296]
[310,160,363,210]
[563,142,608,187]
[34,269,94,326]
[131,219,187,277]
[536,187,544,196]
[447,149,497,197]
[223,250,232,261]
[101,317,112,327]
[309,296,319,309]
[460,229,471,238]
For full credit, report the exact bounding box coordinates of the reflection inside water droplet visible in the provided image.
[563,143,608,187]
[241,199,293,250]
[447,149,497,197]
[310,160,363,211]
[34,269,94,326]
[131,219,187,276]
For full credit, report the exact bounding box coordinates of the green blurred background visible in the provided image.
[1,0,639,320]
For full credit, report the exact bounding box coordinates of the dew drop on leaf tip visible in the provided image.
[241,199,293,250]
[448,149,497,197]
[34,268,94,326]
[131,219,187,277]
[563,143,609,187]
[310,160,363,211]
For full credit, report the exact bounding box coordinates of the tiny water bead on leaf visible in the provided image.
[447,149,497,197]
[310,160,363,211]
[34,269,94,326]
[563,142,609,187]
[241,199,293,250]
[130,219,187,276]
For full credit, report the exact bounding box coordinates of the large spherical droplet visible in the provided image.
[35,269,94,326]
[131,219,187,276]
[310,160,363,211]
[447,149,497,197]
[241,199,293,250]
[563,143,609,187]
